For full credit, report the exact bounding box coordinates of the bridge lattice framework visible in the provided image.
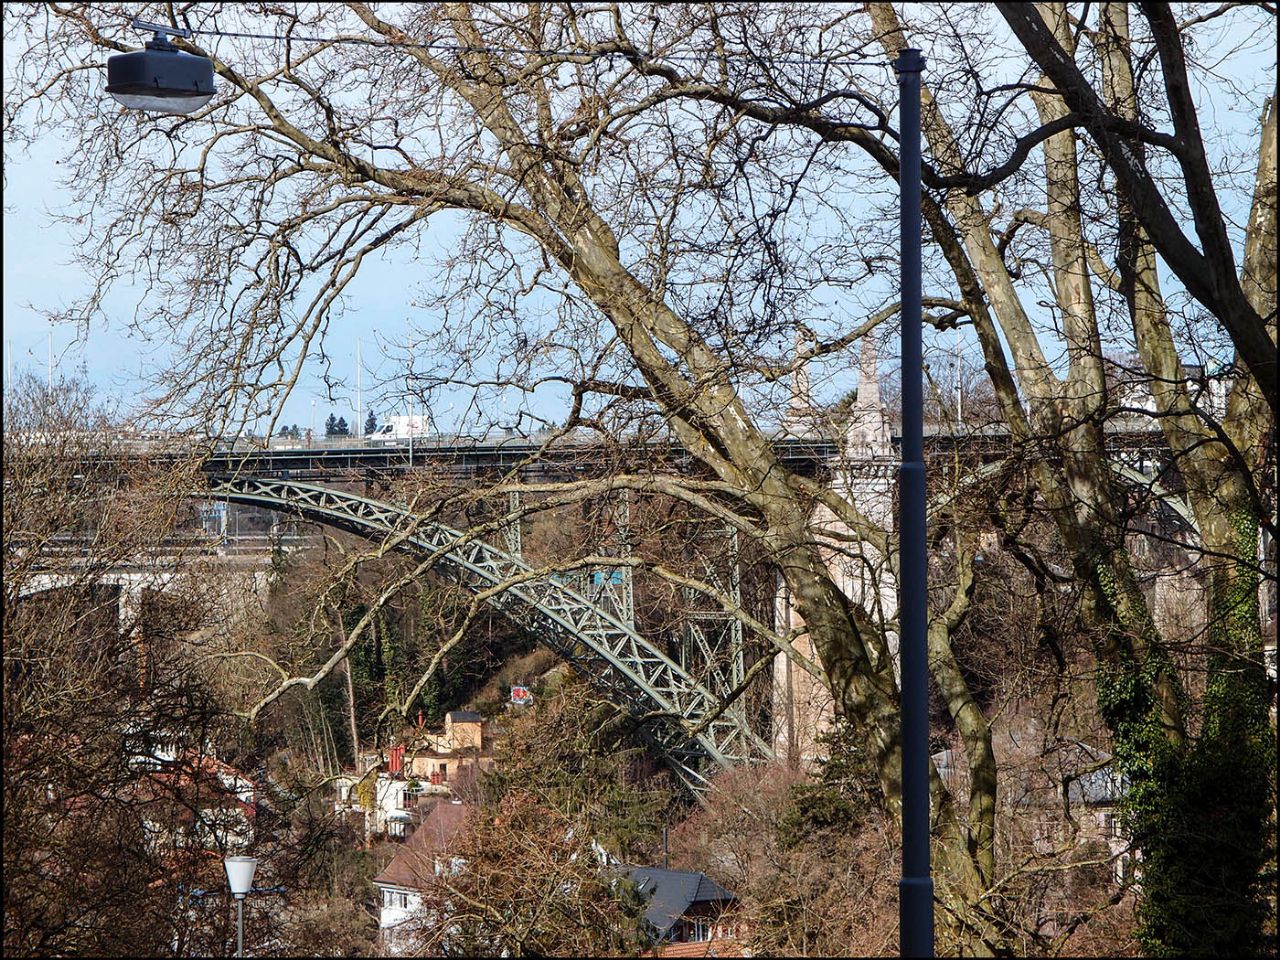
[205,475,773,792]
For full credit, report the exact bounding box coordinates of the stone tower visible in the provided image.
[781,327,817,438]
[773,337,898,765]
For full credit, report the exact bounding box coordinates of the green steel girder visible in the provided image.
[205,476,773,791]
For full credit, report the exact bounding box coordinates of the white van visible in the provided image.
[367,415,430,445]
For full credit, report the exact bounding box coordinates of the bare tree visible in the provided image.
[2,375,227,955]
[601,3,1275,952]
[2,375,381,957]
[4,3,1274,954]
[403,681,666,956]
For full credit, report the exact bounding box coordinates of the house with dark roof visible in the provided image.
[1065,748,1133,884]
[371,800,470,954]
[622,865,742,953]
[1015,739,1135,890]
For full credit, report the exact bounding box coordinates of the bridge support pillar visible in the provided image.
[679,525,746,723]
[115,581,153,690]
[117,582,143,642]
[503,488,523,559]
[617,489,635,628]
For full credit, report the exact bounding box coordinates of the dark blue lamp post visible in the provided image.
[894,47,935,959]
[106,19,215,115]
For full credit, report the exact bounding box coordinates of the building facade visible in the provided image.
[334,710,496,840]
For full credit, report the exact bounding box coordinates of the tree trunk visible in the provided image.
[1094,7,1276,951]
[345,652,361,769]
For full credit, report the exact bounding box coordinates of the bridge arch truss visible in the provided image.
[206,476,773,790]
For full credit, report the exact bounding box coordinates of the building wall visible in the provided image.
[334,773,418,837]
[377,885,424,929]
[444,716,483,751]
[671,902,737,943]
[405,754,495,788]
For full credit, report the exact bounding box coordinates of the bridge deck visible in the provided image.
[71,418,1173,483]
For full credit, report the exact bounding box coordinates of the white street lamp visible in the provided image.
[224,856,258,957]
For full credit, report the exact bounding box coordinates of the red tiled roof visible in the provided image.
[189,752,257,789]
[656,937,747,957]
[147,848,224,889]
[373,801,470,889]
[137,770,247,809]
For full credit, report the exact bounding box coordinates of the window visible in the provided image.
[383,889,393,908]
[398,892,409,909]
[689,918,712,942]
[401,790,412,809]
[388,820,406,839]
[439,763,448,782]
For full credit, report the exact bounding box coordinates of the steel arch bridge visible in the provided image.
[205,476,773,791]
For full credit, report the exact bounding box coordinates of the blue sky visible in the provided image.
[2,125,436,431]
[3,7,1274,434]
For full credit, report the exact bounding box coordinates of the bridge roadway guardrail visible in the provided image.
[33,418,1174,475]
[11,418,1175,487]
[197,434,845,480]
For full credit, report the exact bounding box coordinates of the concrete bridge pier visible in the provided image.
[116,580,142,642]
[773,338,899,767]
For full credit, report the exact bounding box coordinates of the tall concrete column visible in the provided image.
[117,581,142,642]
[503,487,523,559]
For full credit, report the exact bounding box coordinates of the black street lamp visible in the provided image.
[106,19,214,115]
[894,47,935,959]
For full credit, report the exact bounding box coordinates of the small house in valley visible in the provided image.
[371,800,470,954]
[623,866,742,954]
[334,710,497,840]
